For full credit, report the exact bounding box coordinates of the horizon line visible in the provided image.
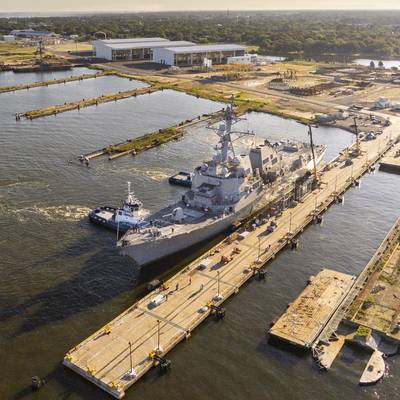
[2,8,400,14]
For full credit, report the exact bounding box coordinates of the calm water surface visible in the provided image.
[1,75,147,112]
[0,69,399,400]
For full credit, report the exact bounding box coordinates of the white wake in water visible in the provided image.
[0,204,91,222]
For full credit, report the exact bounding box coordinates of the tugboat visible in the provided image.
[89,182,148,233]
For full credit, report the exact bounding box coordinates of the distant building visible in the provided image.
[11,29,56,38]
[2,35,15,42]
[374,96,391,109]
[93,38,193,61]
[153,44,246,66]
[227,53,258,64]
[391,102,400,111]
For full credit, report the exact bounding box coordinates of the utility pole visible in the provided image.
[157,320,161,352]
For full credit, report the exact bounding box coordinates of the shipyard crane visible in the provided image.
[307,124,318,185]
[353,116,361,154]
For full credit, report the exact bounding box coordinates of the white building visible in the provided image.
[153,44,246,66]
[93,38,193,61]
[2,35,15,42]
[374,96,391,109]
[227,53,258,64]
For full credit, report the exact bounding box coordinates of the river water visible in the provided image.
[0,69,399,400]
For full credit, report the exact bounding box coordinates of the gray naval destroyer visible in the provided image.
[118,104,326,266]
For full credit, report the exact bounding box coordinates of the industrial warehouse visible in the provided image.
[93,38,246,65]
[93,38,194,61]
[152,44,246,66]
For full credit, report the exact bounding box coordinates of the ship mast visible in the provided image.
[209,95,254,166]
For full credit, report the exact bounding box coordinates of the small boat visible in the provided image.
[168,171,193,187]
[89,182,148,233]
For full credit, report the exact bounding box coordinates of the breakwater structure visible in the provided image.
[0,71,106,94]
[63,117,398,398]
[16,85,159,120]
[79,110,224,162]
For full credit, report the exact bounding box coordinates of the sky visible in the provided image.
[1,0,400,13]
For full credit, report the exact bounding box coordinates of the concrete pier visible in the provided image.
[0,71,105,94]
[269,269,356,348]
[380,140,400,174]
[64,118,398,398]
[19,86,159,120]
[313,216,400,379]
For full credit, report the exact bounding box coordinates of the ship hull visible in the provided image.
[120,190,263,266]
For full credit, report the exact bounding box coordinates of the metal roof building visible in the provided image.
[93,38,194,61]
[153,44,246,66]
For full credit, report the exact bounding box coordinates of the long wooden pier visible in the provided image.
[63,119,398,398]
[80,110,224,162]
[0,71,105,94]
[17,85,158,120]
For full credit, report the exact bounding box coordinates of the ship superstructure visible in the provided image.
[118,103,326,266]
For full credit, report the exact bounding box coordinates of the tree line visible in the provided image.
[1,10,400,58]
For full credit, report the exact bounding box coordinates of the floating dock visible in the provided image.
[313,217,400,382]
[379,140,400,174]
[0,71,105,94]
[64,118,397,398]
[269,269,356,348]
[18,85,159,120]
[80,111,223,162]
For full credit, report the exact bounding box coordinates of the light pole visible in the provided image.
[289,212,292,235]
[217,271,220,296]
[129,341,133,371]
[157,320,161,352]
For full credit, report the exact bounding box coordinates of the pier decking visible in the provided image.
[80,111,223,162]
[18,85,158,120]
[64,118,398,398]
[379,140,400,174]
[269,269,355,348]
